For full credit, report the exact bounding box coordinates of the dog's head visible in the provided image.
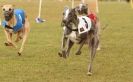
[1,4,14,21]
[76,3,88,15]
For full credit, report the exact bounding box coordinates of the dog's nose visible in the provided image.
[4,11,10,16]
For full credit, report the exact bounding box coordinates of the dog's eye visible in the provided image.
[9,8,12,11]
[3,8,5,11]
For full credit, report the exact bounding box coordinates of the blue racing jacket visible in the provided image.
[2,9,25,32]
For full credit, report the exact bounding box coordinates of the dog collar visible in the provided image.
[5,24,13,29]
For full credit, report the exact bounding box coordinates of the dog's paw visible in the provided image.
[62,51,67,59]
[4,42,9,46]
[75,51,81,55]
[4,42,13,46]
[58,52,63,57]
[18,52,21,56]
[87,72,92,76]
[97,47,101,51]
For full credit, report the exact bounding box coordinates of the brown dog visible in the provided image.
[1,4,30,56]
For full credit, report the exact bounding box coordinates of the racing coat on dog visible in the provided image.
[2,9,25,33]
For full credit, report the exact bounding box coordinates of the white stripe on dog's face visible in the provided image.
[64,9,70,20]
[79,4,83,11]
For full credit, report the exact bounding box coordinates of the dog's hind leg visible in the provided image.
[15,31,23,42]
[18,18,30,56]
[96,34,100,50]
[87,35,98,76]
[96,19,101,51]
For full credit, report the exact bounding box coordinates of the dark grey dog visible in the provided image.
[58,7,99,75]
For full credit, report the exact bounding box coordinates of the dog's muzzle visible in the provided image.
[4,11,14,21]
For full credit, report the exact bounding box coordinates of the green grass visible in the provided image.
[0,0,133,82]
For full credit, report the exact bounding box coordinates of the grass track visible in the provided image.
[0,0,133,82]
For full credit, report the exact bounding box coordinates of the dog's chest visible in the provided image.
[67,31,81,43]
[6,28,14,33]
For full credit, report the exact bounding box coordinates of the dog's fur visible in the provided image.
[58,7,99,75]
[1,4,30,55]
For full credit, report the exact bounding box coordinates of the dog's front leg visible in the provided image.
[63,39,74,58]
[18,18,30,56]
[61,34,67,51]
[4,29,12,43]
[58,33,67,57]
[4,29,17,48]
